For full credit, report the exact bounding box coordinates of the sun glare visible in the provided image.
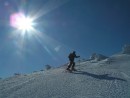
[10,12,35,35]
[17,16,33,31]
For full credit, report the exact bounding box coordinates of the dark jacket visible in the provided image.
[68,52,79,61]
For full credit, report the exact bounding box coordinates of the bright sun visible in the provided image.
[10,12,35,35]
[16,16,33,32]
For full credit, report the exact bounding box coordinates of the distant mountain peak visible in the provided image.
[122,44,130,54]
[90,53,108,61]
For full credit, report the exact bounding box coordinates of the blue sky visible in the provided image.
[0,0,130,78]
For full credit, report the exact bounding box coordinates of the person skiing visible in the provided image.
[66,51,80,71]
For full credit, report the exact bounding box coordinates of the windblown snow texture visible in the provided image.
[0,54,130,98]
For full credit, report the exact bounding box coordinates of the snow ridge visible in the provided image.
[0,54,130,98]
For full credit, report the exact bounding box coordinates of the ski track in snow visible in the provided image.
[121,72,130,79]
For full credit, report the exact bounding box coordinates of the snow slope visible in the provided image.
[0,54,130,98]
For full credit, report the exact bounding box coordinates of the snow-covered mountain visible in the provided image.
[0,53,130,98]
[89,53,108,61]
[122,44,130,54]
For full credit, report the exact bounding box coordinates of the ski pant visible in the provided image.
[67,60,75,70]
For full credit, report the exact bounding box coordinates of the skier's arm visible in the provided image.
[76,56,80,58]
[75,54,80,58]
[74,53,80,58]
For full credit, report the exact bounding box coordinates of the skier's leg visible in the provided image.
[72,62,76,71]
[66,61,73,70]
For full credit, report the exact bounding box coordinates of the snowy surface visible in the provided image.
[0,54,130,98]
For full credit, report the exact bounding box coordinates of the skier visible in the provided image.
[66,51,80,71]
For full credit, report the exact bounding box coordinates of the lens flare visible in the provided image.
[10,12,35,35]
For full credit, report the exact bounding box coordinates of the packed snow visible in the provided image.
[0,53,130,98]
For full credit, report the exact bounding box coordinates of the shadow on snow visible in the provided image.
[73,71,127,81]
